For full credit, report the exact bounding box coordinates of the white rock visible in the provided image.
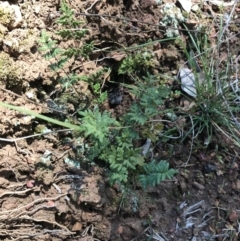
[34,5,41,14]
[10,5,22,28]
[141,138,151,156]
[3,28,37,54]
[208,0,235,6]
[191,4,199,12]
[178,0,192,13]
[180,68,197,98]
[0,2,22,29]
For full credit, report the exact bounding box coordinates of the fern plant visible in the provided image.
[125,73,170,125]
[139,160,177,189]
[100,146,145,185]
[36,1,177,188]
[38,0,94,79]
[79,68,109,104]
[78,108,120,143]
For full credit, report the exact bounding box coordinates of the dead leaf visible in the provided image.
[109,52,126,61]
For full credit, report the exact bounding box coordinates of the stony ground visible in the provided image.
[0,0,240,240]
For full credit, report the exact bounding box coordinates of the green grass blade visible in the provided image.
[113,38,177,52]
[0,102,80,130]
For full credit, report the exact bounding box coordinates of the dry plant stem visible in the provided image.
[100,68,111,92]
[53,149,70,162]
[182,200,205,218]
[14,204,52,219]
[236,55,240,79]
[0,196,71,239]
[3,194,66,216]
[17,215,74,233]
[0,129,72,143]
[81,224,94,237]
[213,122,240,147]
[0,194,73,237]
[218,0,238,42]
[215,3,240,130]
[8,183,25,189]
[6,229,74,241]
[181,114,194,166]
[52,182,62,193]
[178,32,240,72]
[71,53,111,71]
[84,0,100,14]
[0,188,35,199]
[150,229,169,241]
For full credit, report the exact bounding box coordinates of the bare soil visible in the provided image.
[0,0,240,240]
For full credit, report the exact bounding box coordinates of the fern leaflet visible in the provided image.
[139,160,177,189]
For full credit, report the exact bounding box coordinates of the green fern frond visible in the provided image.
[139,160,177,189]
[109,172,128,184]
[38,31,57,52]
[49,57,68,71]
[79,109,120,143]
[126,103,148,125]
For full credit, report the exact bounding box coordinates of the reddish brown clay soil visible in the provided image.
[0,0,240,240]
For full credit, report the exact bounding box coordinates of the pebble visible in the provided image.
[72,222,82,231]
[179,179,187,193]
[108,89,123,106]
[192,181,205,190]
[117,225,123,235]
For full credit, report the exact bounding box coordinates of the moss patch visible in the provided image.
[0,52,22,92]
[0,6,14,27]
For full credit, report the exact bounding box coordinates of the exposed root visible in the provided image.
[0,193,74,240]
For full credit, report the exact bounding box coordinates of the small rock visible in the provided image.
[72,222,82,231]
[34,5,41,14]
[229,210,238,223]
[180,68,197,97]
[0,177,9,188]
[10,4,22,28]
[204,164,217,174]
[191,4,199,11]
[178,0,192,13]
[192,181,205,190]
[140,0,157,9]
[128,222,143,233]
[108,88,123,106]
[236,179,240,190]
[47,200,55,207]
[117,225,123,235]
[26,180,35,188]
[232,179,240,191]
[179,179,187,193]
[0,2,22,29]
